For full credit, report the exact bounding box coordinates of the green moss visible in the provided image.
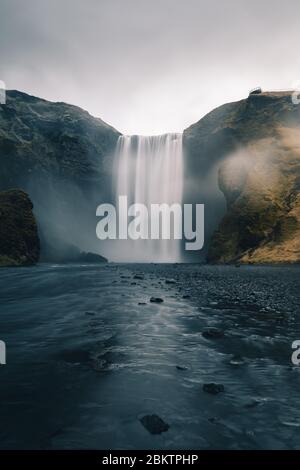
[0,189,40,267]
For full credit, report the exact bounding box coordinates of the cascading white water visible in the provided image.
[113,133,183,262]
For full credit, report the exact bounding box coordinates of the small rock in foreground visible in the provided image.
[176,365,188,371]
[150,297,164,303]
[165,279,176,284]
[203,383,225,395]
[0,189,40,267]
[140,414,169,434]
[229,355,245,366]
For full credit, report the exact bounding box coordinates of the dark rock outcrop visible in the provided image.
[0,189,40,266]
[0,90,120,262]
[140,414,169,434]
[0,90,120,190]
[184,92,300,264]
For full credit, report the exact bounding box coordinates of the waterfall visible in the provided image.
[113,133,183,262]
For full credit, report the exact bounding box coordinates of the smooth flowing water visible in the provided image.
[0,264,300,450]
[113,134,183,262]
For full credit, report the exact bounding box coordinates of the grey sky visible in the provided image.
[0,0,299,134]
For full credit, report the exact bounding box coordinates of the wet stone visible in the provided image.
[150,297,164,303]
[208,416,221,424]
[176,365,188,371]
[203,383,225,395]
[91,359,109,372]
[140,414,169,434]
[165,279,176,284]
[229,355,245,366]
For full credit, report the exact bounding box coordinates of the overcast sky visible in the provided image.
[0,0,299,134]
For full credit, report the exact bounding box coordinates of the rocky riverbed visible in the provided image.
[0,263,299,449]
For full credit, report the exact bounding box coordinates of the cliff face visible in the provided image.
[2,90,300,264]
[0,90,120,190]
[0,90,121,261]
[184,92,300,264]
[0,189,40,266]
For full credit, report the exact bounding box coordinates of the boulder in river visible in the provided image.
[203,383,225,395]
[150,297,164,303]
[176,365,188,371]
[140,414,169,434]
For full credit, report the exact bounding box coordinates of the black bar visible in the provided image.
[0,450,297,465]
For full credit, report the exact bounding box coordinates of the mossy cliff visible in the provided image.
[0,189,40,266]
[1,90,299,264]
[0,90,120,262]
[0,90,120,190]
[184,92,300,264]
